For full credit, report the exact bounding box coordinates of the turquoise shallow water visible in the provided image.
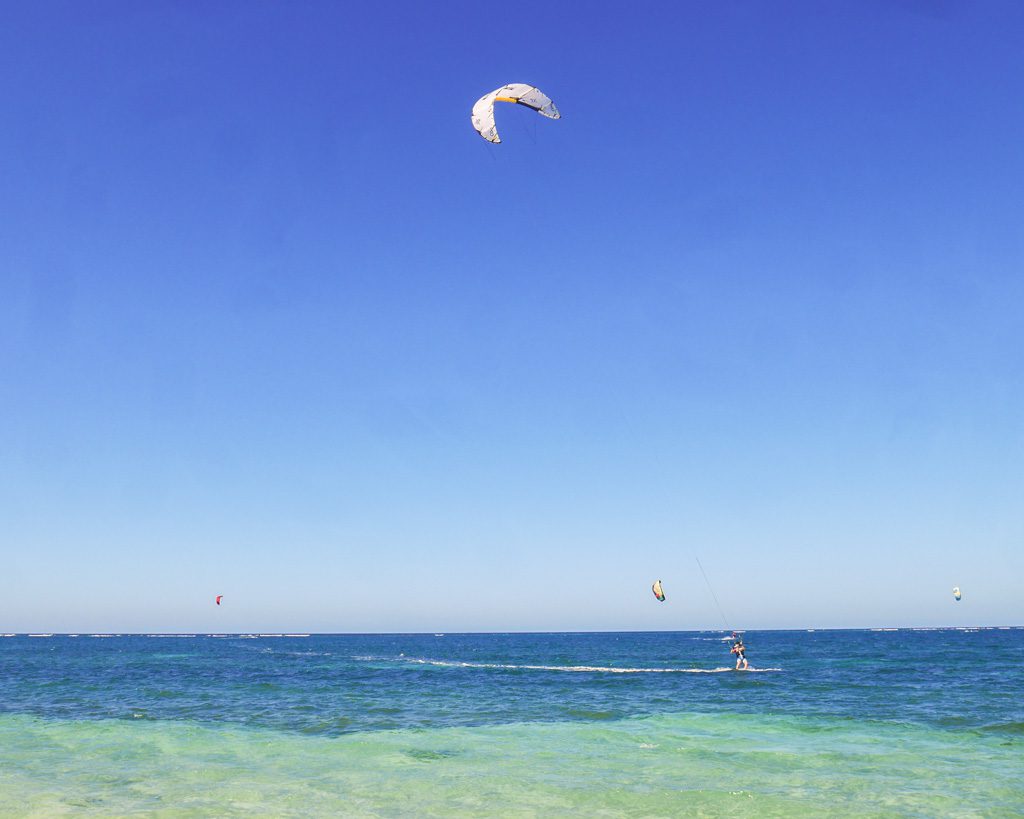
[1,630,1022,816]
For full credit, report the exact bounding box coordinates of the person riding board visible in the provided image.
[730,633,748,670]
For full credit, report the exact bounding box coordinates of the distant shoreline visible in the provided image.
[3,626,1021,637]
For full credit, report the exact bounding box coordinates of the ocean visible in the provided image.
[1,630,1021,816]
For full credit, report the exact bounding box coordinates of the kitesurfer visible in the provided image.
[730,633,748,670]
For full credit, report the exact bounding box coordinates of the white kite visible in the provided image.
[471,83,560,143]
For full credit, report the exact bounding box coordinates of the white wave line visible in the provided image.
[398,658,781,674]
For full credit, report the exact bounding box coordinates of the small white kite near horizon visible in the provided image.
[652,580,666,602]
[471,83,560,143]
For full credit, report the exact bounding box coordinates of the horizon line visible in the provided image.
[4,625,1021,637]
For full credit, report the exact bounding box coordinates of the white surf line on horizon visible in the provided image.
[368,657,782,674]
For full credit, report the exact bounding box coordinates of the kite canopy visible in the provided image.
[215,595,223,606]
[652,580,666,602]
[952,586,961,601]
[471,83,560,143]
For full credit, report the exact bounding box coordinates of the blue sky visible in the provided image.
[2,1,1022,632]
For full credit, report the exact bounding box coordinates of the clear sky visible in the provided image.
[2,1,1022,632]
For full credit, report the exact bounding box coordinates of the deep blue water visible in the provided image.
[2,629,1021,736]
